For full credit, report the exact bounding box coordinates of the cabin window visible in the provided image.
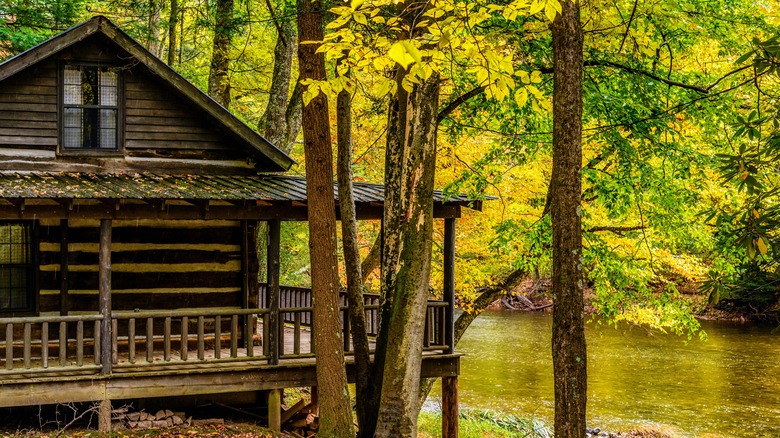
[61,65,119,150]
[0,222,36,313]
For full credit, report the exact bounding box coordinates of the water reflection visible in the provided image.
[441,310,780,437]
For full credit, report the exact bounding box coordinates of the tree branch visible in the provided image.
[586,225,646,235]
[618,0,639,54]
[437,85,486,123]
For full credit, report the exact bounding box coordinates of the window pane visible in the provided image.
[63,66,82,105]
[63,108,83,148]
[98,109,117,149]
[99,69,118,106]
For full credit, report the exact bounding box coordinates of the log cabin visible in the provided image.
[0,16,477,434]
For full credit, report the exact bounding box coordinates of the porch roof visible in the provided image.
[0,172,485,210]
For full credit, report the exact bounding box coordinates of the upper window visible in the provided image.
[0,222,35,314]
[62,65,119,151]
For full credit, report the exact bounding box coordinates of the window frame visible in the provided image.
[57,62,124,156]
[0,221,39,316]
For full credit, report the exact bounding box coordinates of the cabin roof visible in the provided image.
[0,172,485,209]
[0,16,295,172]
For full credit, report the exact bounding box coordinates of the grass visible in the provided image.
[418,408,551,438]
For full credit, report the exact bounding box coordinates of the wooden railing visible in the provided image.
[0,285,450,377]
[260,284,449,357]
[111,308,270,369]
[0,314,103,374]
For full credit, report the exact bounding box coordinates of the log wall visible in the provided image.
[0,60,58,150]
[37,219,244,313]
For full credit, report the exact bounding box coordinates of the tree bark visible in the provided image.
[146,0,163,57]
[296,1,355,436]
[360,234,381,282]
[166,0,179,66]
[336,63,374,437]
[208,0,234,108]
[260,18,297,151]
[374,64,441,437]
[551,1,587,437]
[284,80,304,151]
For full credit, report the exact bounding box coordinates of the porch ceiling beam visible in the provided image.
[54,198,74,211]
[7,198,24,212]
[98,199,120,211]
[0,201,461,220]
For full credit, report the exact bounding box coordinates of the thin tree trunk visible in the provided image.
[260,19,296,150]
[551,1,587,437]
[146,0,163,57]
[296,0,355,436]
[336,58,373,437]
[284,80,304,151]
[167,0,179,65]
[375,67,441,438]
[208,0,234,108]
[360,234,381,282]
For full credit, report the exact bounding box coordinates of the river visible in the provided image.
[438,310,780,437]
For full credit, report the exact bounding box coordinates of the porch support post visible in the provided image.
[99,219,112,375]
[267,388,282,431]
[443,218,456,354]
[59,219,69,316]
[266,219,281,365]
[98,399,112,432]
[442,376,459,438]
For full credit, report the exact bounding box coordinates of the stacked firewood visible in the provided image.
[112,408,196,429]
[281,399,319,438]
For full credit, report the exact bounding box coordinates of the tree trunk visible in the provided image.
[208,0,234,108]
[336,59,374,437]
[146,0,163,57]
[374,64,441,437]
[167,0,179,65]
[360,234,381,283]
[260,18,297,151]
[551,1,587,437]
[296,1,355,436]
[284,80,304,151]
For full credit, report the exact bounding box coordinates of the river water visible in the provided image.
[441,310,780,437]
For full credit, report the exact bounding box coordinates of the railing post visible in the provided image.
[266,220,281,364]
[99,219,113,375]
[443,218,456,354]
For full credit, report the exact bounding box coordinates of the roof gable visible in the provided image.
[0,16,295,173]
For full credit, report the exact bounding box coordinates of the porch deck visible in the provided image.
[0,286,456,409]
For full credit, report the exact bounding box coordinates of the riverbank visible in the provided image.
[495,278,780,323]
[417,407,688,438]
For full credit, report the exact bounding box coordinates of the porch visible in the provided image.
[0,173,470,434]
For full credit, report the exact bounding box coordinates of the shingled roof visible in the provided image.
[0,172,484,209]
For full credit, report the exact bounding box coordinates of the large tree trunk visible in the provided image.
[551,1,587,437]
[208,0,234,108]
[166,0,179,65]
[260,18,297,151]
[296,1,355,436]
[374,64,440,437]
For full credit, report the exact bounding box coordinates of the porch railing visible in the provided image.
[0,285,449,377]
